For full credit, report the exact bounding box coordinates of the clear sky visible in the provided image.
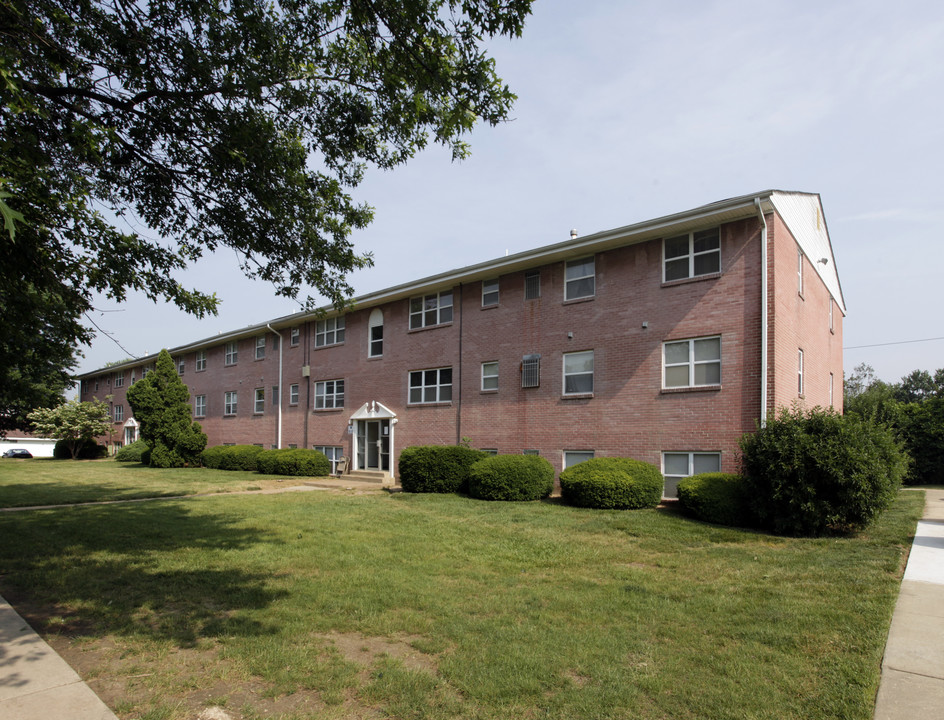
[78,0,944,385]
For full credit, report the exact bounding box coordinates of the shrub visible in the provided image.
[200,445,225,469]
[739,407,909,536]
[398,445,489,493]
[149,442,184,468]
[677,473,750,526]
[256,448,331,477]
[468,454,554,501]
[115,439,149,463]
[53,438,107,459]
[898,397,944,485]
[559,457,663,510]
[218,444,265,471]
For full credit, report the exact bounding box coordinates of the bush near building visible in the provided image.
[115,439,149,463]
[467,454,554,501]
[398,445,489,493]
[200,444,265,472]
[676,473,751,527]
[559,457,663,510]
[256,448,330,477]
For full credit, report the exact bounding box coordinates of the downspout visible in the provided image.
[266,324,283,449]
[754,198,769,429]
[456,284,463,446]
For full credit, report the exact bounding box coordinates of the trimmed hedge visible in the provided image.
[468,454,554,501]
[559,457,663,509]
[256,448,331,477]
[115,439,150,463]
[398,445,489,493]
[53,438,108,459]
[677,473,750,526]
[740,407,909,536]
[200,444,265,471]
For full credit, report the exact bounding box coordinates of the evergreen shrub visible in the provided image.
[200,445,224,469]
[740,407,909,536]
[676,473,750,526]
[115,439,149,463]
[218,444,265,471]
[398,445,489,493]
[53,438,107,459]
[468,454,554,501]
[559,457,663,509]
[256,448,331,477]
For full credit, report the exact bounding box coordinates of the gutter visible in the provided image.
[266,324,283,449]
[754,198,769,429]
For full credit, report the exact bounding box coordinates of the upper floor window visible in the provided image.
[797,247,804,296]
[663,228,720,282]
[114,371,124,387]
[663,337,721,389]
[482,279,499,307]
[224,390,238,415]
[255,335,266,360]
[290,327,300,346]
[194,395,207,418]
[289,384,299,405]
[564,257,595,301]
[563,350,594,395]
[525,270,541,300]
[521,354,541,388]
[195,350,207,372]
[798,349,805,396]
[114,404,123,422]
[481,362,499,391]
[176,358,185,375]
[315,316,345,347]
[410,291,453,330]
[314,379,345,409]
[254,387,265,414]
[224,341,238,366]
[829,301,834,333]
[409,367,452,404]
[368,308,384,357]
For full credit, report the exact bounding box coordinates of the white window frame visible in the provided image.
[290,327,300,346]
[224,391,238,416]
[662,451,721,499]
[563,350,594,395]
[409,291,453,330]
[409,367,453,404]
[564,450,594,469]
[194,395,207,418]
[663,228,721,282]
[114,404,123,422]
[314,379,344,409]
[195,350,207,372]
[315,316,345,347]
[663,336,721,389]
[564,257,595,301]
[829,372,834,408]
[525,270,541,300]
[289,384,299,405]
[255,335,266,360]
[176,358,185,375]
[797,247,804,296]
[313,445,344,475]
[254,387,265,414]
[482,278,499,307]
[114,371,124,387]
[368,308,384,358]
[829,301,834,333]
[481,361,499,391]
[224,341,238,366]
[798,349,805,396]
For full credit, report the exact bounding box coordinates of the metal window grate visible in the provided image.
[521,354,540,388]
[525,271,540,300]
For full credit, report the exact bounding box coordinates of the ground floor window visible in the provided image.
[564,450,594,469]
[314,445,344,474]
[662,451,721,499]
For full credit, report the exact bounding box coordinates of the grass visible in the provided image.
[0,462,926,720]
[0,457,296,506]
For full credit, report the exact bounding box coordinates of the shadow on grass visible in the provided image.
[0,501,287,647]
[0,480,190,508]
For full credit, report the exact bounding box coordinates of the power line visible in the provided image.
[83,312,137,359]
[844,336,944,350]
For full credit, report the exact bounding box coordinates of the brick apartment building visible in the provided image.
[78,190,844,496]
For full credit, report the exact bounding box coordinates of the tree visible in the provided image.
[0,0,534,429]
[126,349,206,467]
[894,369,938,403]
[28,397,112,459]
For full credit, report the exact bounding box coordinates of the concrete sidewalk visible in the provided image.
[0,597,117,720]
[874,488,944,720]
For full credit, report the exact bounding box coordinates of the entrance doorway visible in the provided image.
[356,419,390,472]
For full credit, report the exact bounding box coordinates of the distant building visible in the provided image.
[78,190,844,496]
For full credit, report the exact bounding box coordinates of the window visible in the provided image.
[94,379,99,392]
[254,388,265,414]
[313,445,344,475]
[564,257,595,300]
[224,341,238,366]
[481,448,498,456]
[315,316,345,347]
[290,327,300,346]
[525,270,541,300]
[564,450,594,469]
[523,449,540,456]
[482,278,499,307]
[829,372,834,408]
[663,228,721,282]
[194,395,206,417]
[114,371,124,387]
[271,334,280,350]
[289,384,299,405]
[142,365,152,377]
[797,247,804,296]
[130,371,136,385]
[114,404,123,422]
[195,350,207,372]
[177,358,185,375]
[314,379,344,409]
[663,337,721,389]
[271,385,279,407]
[368,308,383,357]
[563,350,594,395]
[409,291,453,329]
[481,362,499,391]
[409,368,452,404]
[521,354,541,388]
[829,301,834,333]
[662,452,721,498]
[798,349,804,395]
[255,335,266,360]
[224,391,238,416]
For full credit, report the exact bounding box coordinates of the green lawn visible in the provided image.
[0,462,925,720]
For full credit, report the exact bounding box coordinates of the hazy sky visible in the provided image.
[78,0,944,384]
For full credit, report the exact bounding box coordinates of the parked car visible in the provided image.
[2,448,33,458]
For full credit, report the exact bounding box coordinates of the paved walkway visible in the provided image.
[0,487,939,719]
[874,487,944,720]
